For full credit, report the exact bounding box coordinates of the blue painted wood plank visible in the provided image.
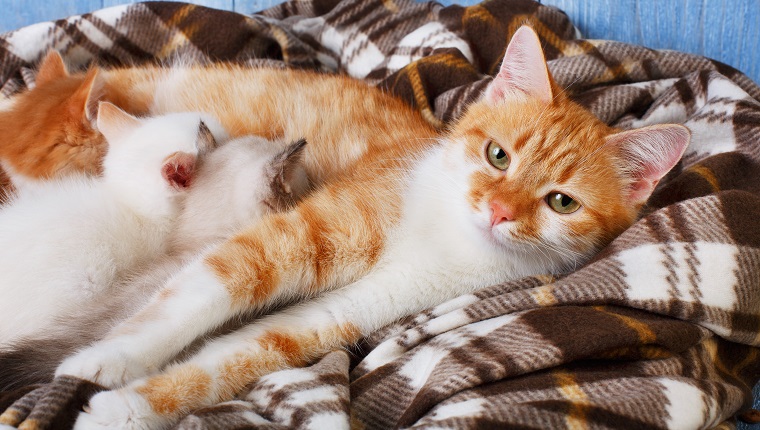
[234,0,289,14]
[0,0,102,33]
[102,0,233,10]
[541,0,760,84]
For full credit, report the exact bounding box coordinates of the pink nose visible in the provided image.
[490,200,515,226]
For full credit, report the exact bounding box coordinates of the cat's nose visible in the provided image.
[490,200,515,226]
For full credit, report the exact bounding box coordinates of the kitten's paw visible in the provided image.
[56,345,152,388]
[74,389,167,430]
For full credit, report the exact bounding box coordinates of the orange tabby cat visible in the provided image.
[0,52,436,189]
[44,26,690,429]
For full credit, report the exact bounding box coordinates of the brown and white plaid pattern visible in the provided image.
[0,0,759,429]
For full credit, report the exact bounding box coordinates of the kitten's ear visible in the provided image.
[96,101,141,143]
[270,138,309,204]
[484,26,554,105]
[162,152,197,190]
[196,121,218,154]
[70,68,105,125]
[36,51,68,87]
[606,124,691,206]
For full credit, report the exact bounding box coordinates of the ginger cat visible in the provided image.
[0,49,436,191]
[44,27,691,429]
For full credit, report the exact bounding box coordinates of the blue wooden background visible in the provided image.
[1,0,759,426]
[0,0,759,85]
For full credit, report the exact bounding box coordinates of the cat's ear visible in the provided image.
[96,101,141,143]
[484,26,554,105]
[162,152,197,190]
[69,68,105,125]
[606,124,691,206]
[196,121,218,154]
[270,138,309,203]
[36,51,68,87]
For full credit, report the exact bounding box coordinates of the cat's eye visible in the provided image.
[547,192,581,214]
[486,141,510,171]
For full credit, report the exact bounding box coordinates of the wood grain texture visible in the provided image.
[234,0,286,13]
[541,0,760,85]
[1,0,102,31]
[101,0,232,8]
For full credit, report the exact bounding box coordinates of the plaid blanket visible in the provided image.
[1,0,759,428]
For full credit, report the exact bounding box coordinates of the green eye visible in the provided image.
[547,192,581,214]
[486,141,510,170]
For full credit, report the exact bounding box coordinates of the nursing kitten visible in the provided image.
[0,103,226,347]
[55,27,691,429]
[0,49,436,190]
[0,65,151,189]
[0,135,309,390]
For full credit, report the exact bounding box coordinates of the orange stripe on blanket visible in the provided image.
[553,370,589,430]
[687,165,721,192]
[17,418,42,430]
[594,306,657,344]
[531,284,558,306]
[0,408,24,427]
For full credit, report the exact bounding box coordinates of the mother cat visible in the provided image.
[8,27,688,429]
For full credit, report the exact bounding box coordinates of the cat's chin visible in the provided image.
[478,222,544,259]
[474,220,525,254]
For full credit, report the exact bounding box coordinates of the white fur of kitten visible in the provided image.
[0,135,309,389]
[0,103,226,346]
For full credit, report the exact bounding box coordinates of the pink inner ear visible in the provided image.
[162,152,197,190]
[485,26,553,104]
[97,101,140,142]
[606,124,691,205]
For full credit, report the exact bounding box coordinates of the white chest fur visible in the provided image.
[377,146,526,303]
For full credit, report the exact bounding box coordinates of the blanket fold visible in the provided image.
[0,0,758,428]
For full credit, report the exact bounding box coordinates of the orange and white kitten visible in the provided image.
[0,50,436,191]
[0,103,227,348]
[55,27,690,430]
[0,135,309,390]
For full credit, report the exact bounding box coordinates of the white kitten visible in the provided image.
[0,135,309,390]
[0,103,226,347]
[168,136,309,257]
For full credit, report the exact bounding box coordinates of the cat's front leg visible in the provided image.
[55,340,156,389]
[56,259,234,387]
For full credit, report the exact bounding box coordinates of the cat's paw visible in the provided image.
[56,344,152,388]
[73,389,167,430]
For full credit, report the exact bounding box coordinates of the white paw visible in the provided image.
[73,389,167,430]
[56,343,153,388]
